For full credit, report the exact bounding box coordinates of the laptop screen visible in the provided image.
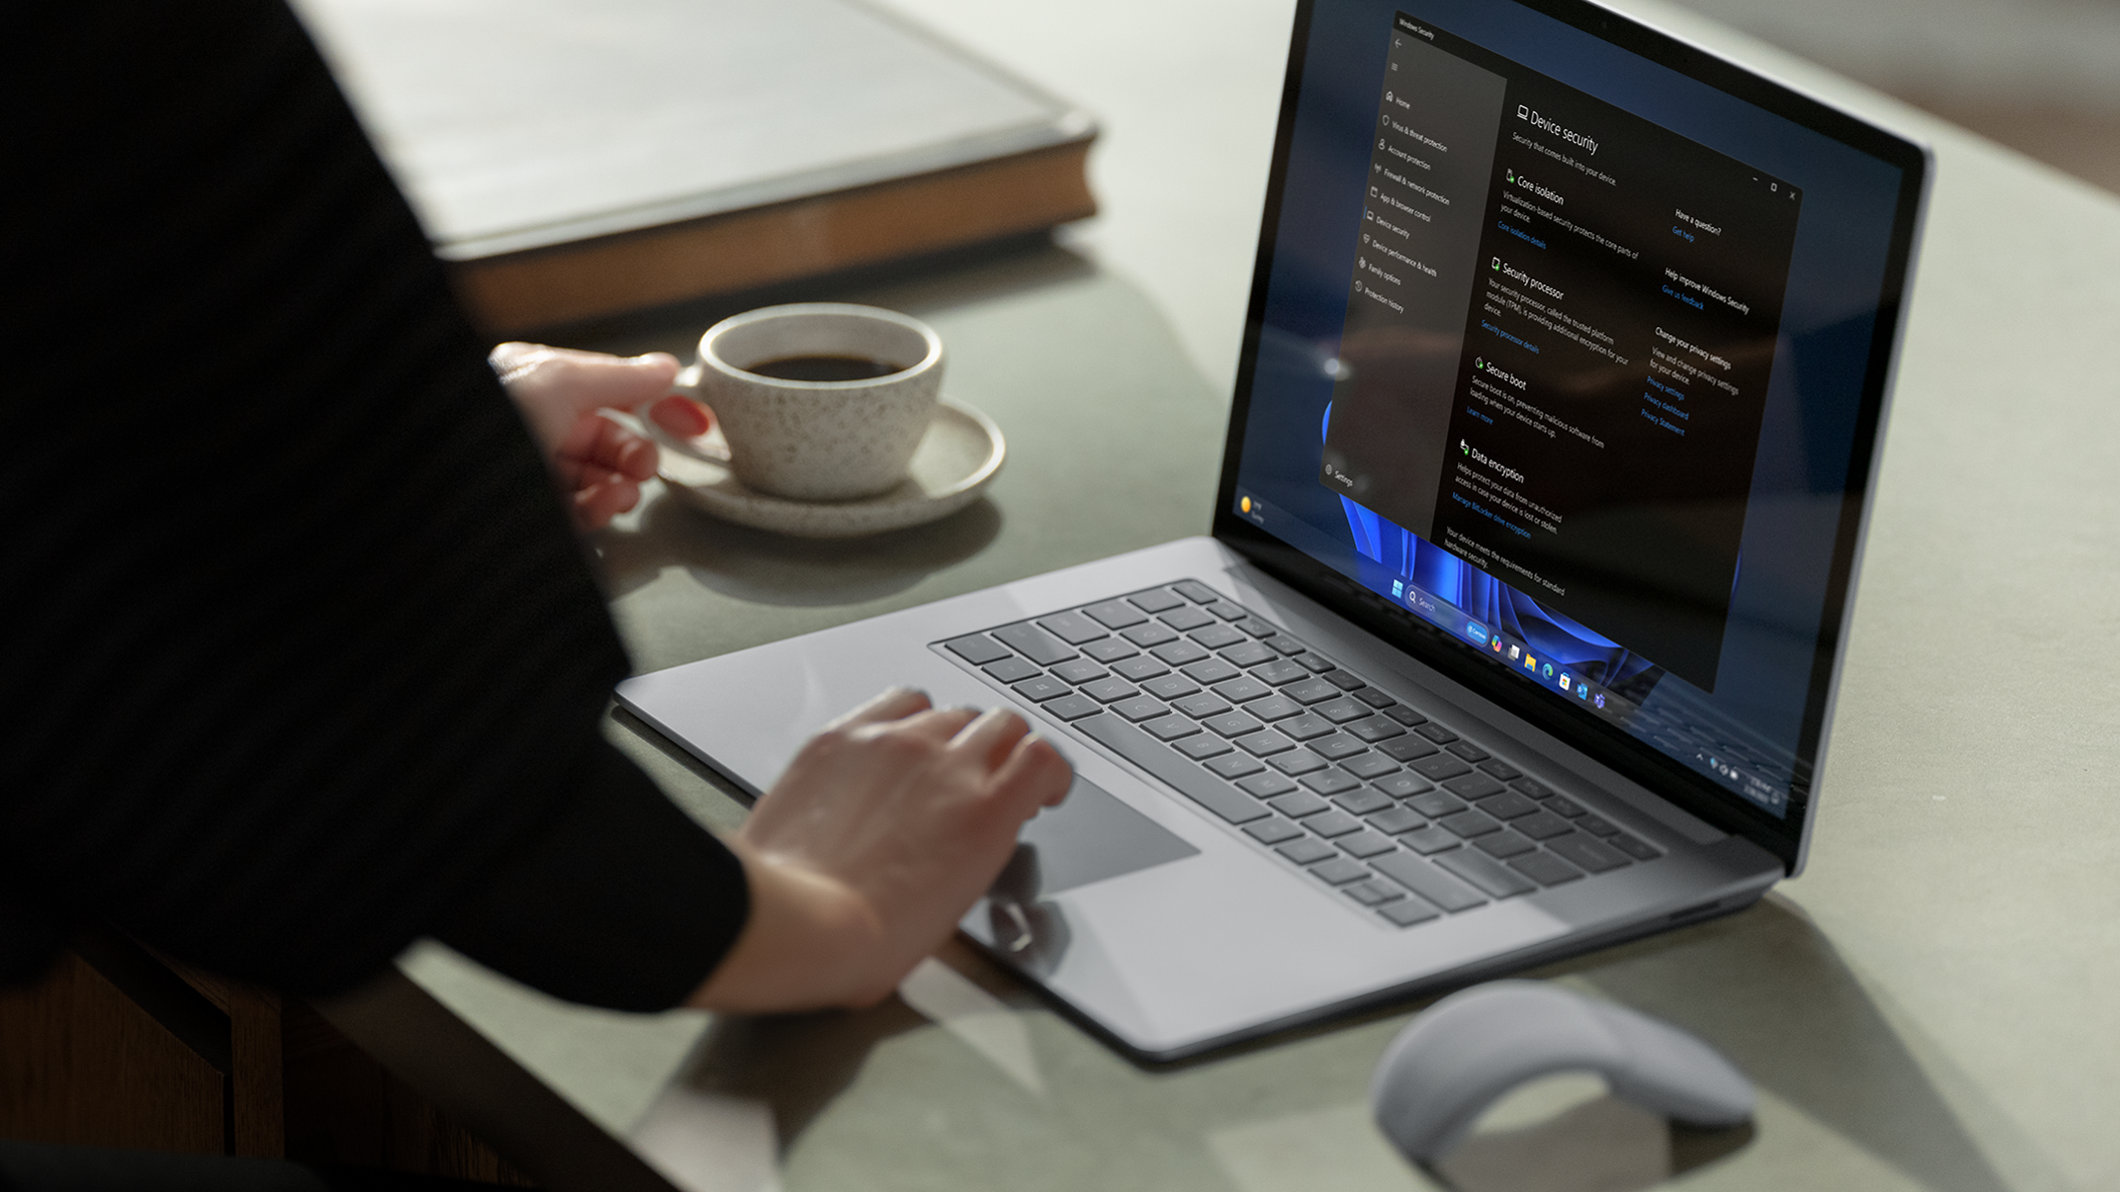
[1215,0,1925,867]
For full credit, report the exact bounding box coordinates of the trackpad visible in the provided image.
[1002,773,1199,899]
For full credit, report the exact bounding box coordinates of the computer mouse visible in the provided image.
[1371,980,1754,1163]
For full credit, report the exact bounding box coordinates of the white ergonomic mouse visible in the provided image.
[1371,980,1754,1163]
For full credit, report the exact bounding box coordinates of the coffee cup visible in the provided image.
[675,303,944,502]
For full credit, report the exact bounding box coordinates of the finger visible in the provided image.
[990,731,1073,811]
[946,707,1034,769]
[825,686,932,730]
[504,346,683,420]
[897,705,982,741]
[558,413,660,482]
[572,476,642,529]
[647,394,713,438]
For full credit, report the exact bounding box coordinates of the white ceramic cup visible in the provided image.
[677,303,944,502]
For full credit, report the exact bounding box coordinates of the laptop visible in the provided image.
[618,0,1928,1060]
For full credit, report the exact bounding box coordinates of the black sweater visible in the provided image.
[0,0,747,1012]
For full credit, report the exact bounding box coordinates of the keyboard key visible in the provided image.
[1415,722,1459,744]
[1212,676,1273,703]
[1611,835,1661,861]
[1191,624,1247,651]
[1513,777,1556,798]
[1309,734,1367,761]
[1174,692,1230,719]
[1305,810,1362,838]
[1039,610,1112,643]
[1368,806,1425,834]
[1172,579,1222,604]
[1278,714,1335,741]
[1547,834,1629,873]
[1262,634,1308,655]
[1345,716,1406,743]
[1578,814,1622,837]
[1082,638,1139,663]
[1408,791,1464,818]
[1330,788,1391,815]
[1267,791,1327,818]
[1315,669,1358,691]
[1315,697,1370,724]
[1221,641,1278,668]
[1383,704,1427,726]
[1174,732,1229,759]
[1442,773,1506,800]
[1112,695,1168,723]
[1513,811,1574,840]
[1158,604,1215,631]
[1241,773,1299,799]
[1311,858,1371,885]
[1146,715,1201,742]
[1268,750,1328,777]
[1479,759,1523,781]
[1276,838,1336,865]
[1438,809,1501,838]
[1076,714,1265,824]
[1126,623,1181,648]
[1338,831,1398,859]
[1081,677,1139,703]
[1012,676,1070,702]
[1142,674,1200,700]
[1343,879,1403,907]
[1182,658,1241,684]
[1447,741,1491,763]
[1509,851,1585,887]
[1243,817,1304,846]
[1374,773,1434,799]
[1206,752,1263,780]
[1301,771,1361,797]
[1473,830,1536,859]
[1285,678,1340,704]
[1111,655,1168,681]
[1052,659,1108,684]
[1205,601,1249,621]
[1204,711,1262,738]
[983,657,1041,683]
[1411,755,1472,781]
[1236,731,1296,757]
[1127,588,1187,614]
[1246,694,1302,722]
[1435,849,1536,898]
[1400,826,1461,855]
[1381,897,1441,926]
[1545,795,1586,817]
[1291,651,1333,671]
[1341,753,1399,780]
[1044,693,1101,720]
[1371,853,1486,912]
[944,633,1011,664]
[1253,659,1308,685]
[1083,599,1148,629]
[1478,791,1539,819]
[1234,616,1281,638]
[994,622,1075,664]
[1379,736,1439,762]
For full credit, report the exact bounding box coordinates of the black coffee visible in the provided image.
[745,354,904,382]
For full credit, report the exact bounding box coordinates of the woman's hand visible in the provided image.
[689,688,1073,1013]
[489,342,713,529]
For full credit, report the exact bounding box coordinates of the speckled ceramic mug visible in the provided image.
[680,303,944,502]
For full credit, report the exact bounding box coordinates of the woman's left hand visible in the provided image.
[490,342,714,529]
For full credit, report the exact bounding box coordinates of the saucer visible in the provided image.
[655,399,1005,538]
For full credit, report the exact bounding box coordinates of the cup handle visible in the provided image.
[672,361,705,395]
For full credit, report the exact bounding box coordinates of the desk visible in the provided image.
[324,2,2120,1189]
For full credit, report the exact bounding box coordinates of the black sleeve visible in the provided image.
[0,0,747,1008]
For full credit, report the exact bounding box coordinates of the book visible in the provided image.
[292,0,1098,332]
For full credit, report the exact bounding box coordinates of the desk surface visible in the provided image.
[327,2,2120,1190]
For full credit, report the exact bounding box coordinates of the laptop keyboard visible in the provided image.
[935,580,1662,927]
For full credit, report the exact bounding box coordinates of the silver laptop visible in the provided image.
[619,0,1929,1059]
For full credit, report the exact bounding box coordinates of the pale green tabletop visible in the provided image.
[325,3,2120,1190]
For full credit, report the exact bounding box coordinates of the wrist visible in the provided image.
[684,838,889,1013]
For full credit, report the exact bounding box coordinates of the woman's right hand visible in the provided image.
[687,688,1072,1013]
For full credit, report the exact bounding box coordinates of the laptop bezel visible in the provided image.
[1209,0,1929,873]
